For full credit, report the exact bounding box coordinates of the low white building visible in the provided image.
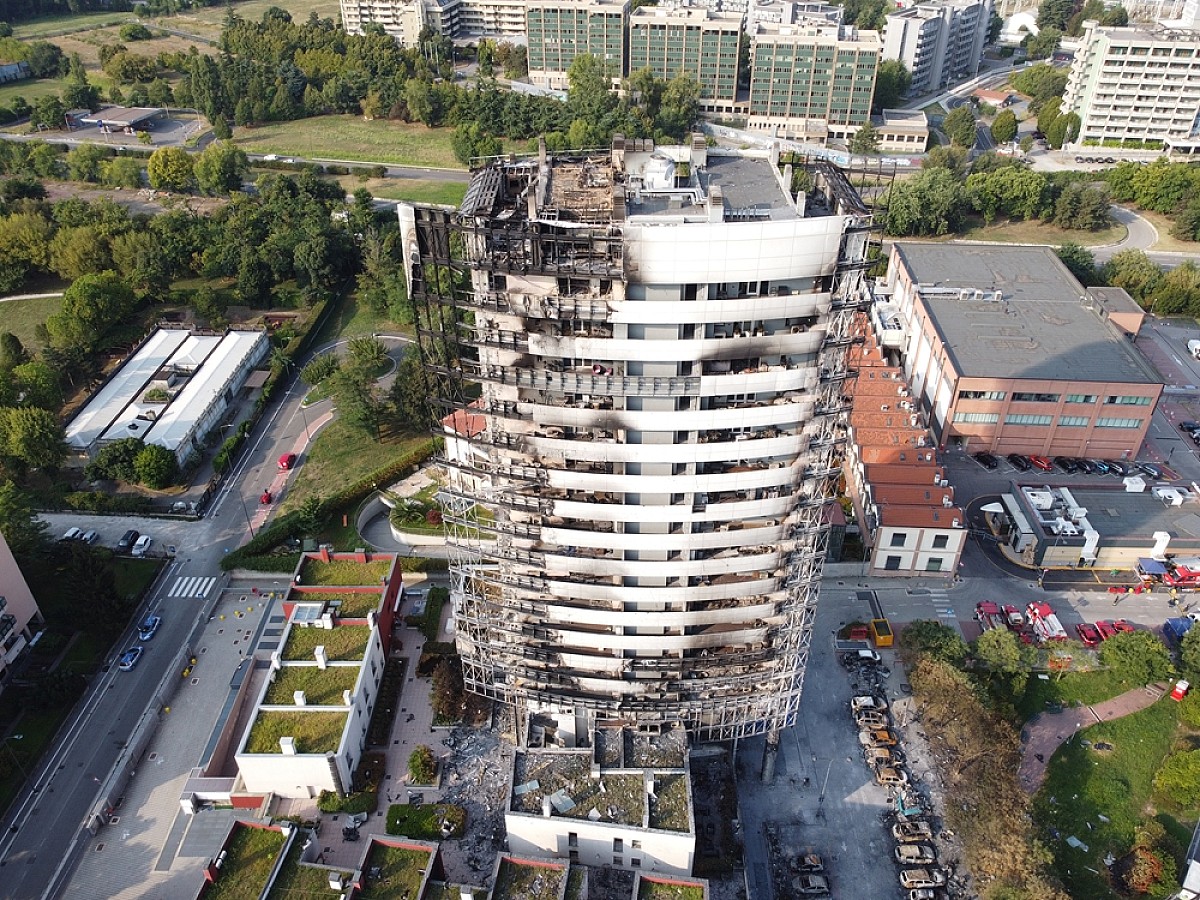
[505,727,695,877]
[66,328,268,466]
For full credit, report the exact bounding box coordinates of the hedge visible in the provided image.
[220,438,440,571]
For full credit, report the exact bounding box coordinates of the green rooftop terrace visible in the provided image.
[266,839,353,900]
[292,590,383,617]
[637,878,705,900]
[202,825,287,900]
[648,774,690,832]
[512,752,645,826]
[356,842,434,900]
[263,664,360,706]
[300,557,393,586]
[245,710,348,754]
[492,858,568,900]
[282,624,371,661]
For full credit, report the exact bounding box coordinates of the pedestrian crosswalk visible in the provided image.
[168,575,217,599]
[928,588,957,619]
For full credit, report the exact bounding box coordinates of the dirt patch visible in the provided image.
[40,180,227,217]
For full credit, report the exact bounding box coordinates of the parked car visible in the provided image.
[1111,619,1135,634]
[1179,421,1200,434]
[118,647,144,671]
[900,869,947,890]
[60,527,82,542]
[138,615,162,642]
[1029,455,1054,472]
[1089,459,1113,475]
[80,529,99,545]
[1107,460,1133,477]
[875,767,908,787]
[1054,456,1079,473]
[116,529,140,552]
[1137,462,1163,479]
[279,452,298,470]
[1007,453,1032,472]
[1095,620,1117,641]
[1076,458,1098,475]
[842,649,881,665]
[792,874,830,896]
[895,845,937,865]
[854,711,889,730]
[131,535,153,557]
[1075,623,1101,647]
[894,820,935,843]
[972,452,1000,470]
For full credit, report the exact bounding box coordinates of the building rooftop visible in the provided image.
[877,505,965,528]
[863,463,946,484]
[880,108,929,127]
[490,857,569,900]
[1014,483,1200,544]
[65,328,190,450]
[894,243,1161,384]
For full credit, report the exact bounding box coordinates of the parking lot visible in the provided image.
[60,112,204,149]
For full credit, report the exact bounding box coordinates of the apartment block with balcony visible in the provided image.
[0,532,42,692]
[627,6,743,113]
[527,0,629,90]
[1062,19,1200,151]
[340,0,461,42]
[883,242,1163,457]
[882,0,991,95]
[747,22,881,145]
[401,136,876,741]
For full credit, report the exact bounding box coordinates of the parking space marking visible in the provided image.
[168,576,217,599]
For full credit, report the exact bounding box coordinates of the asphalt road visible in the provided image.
[0,367,321,898]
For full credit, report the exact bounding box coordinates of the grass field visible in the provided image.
[52,26,214,69]
[1132,207,1200,254]
[233,117,467,169]
[956,215,1127,247]
[280,421,430,514]
[0,77,72,109]
[311,290,410,346]
[0,294,65,350]
[155,0,341,41]
[1035,699,1184,899]
[11,11,134,38]
[334,175,468,206]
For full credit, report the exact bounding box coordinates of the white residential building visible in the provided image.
[882,0,993,95]
[401,137,874,741]
[1061,19,1200,152]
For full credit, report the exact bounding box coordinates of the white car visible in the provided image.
[131,535,153,557]
[60,527,82,542]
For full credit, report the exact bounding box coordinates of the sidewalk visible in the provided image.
[1017,682,1168,793]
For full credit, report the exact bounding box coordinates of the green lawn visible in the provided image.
[299,557,391,586]
[232,117,466,169]
[112,557,163,601]
[342,177,468,206]
[245,709,348,754]
[0,294,65,350]
[1034,699,1183,899]
[279,421,429,515]
[155,0,341,41]
[957,215,1127,248]
[1016,667,1145,721]
[11,11,134,38]
[267,840,352,900]
[0,78,72,110]
[282,623,370,661]
[202,824,288,900]
[309,290,410,348]
[358,843,434,900]
[263,664,360,706]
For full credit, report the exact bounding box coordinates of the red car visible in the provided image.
[1111,619,1135,634]
[1029,455,1054,472]
[1076,623,1101,647]
[1095,620,1117,641]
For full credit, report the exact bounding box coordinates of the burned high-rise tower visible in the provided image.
[401,136,877,742]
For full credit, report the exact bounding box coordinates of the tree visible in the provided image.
[1045,110,1079,149]
[1037,0,1073,30]
[1098,630,1174,684]
[1052,182,1111,231]
[1025,26,1062,60]
[990,109,1018,145]
[328,363,383,438]
[194,140,248,195]
[1055,243,1098,285]
[872,59,911,112]
[1154,261,1200,316]
[349,336,388,371]
[407,745,437,783]
[1102,249,1163,303]
[1153,750,1200,807]
[146,146,195,192]
[657,73,700,139]
[0,480,48,558]
[0,333,28,371]
[29,94,66,131]
[134,443,178,488]
[66,143,108,182]
[0,406,66,469]
[12,360,61,409]
[296,495,324,538]
[404,78,433,125]
[390,353,431,430]
[45,270,137,353]
[101,156,142,189]
[1036,97,1061,136]
[567,53,616,126]
[1181,626,1200,681]
[85,436,142,483]
[975,628,1024,673]
[301,354,340,386]
[943,105,977,148]
[25,41,64,78]
[849,122,881,154]
[884,168,969,236]
[1012,64,1068,109]
[49,225,112,280]
[897,619,968,666]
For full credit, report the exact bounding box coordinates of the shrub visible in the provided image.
[386,803,466,839]
[1154,750,1200,807]
[408,745,437,784]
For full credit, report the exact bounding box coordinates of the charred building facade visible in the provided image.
[400,136,878,741]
